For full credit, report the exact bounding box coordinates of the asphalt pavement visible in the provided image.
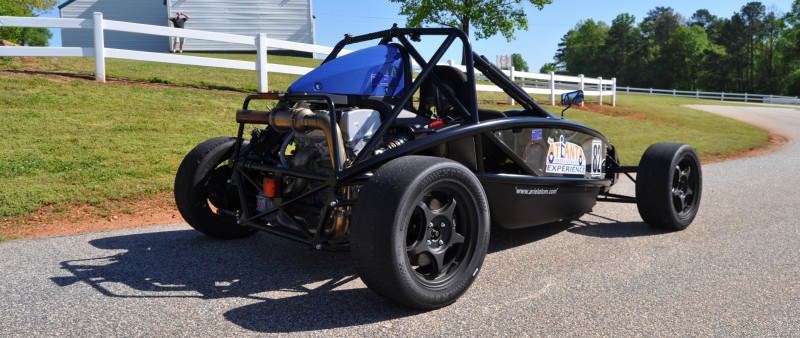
[1,104,798,336]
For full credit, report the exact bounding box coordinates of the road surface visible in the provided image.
[1,104,798,336]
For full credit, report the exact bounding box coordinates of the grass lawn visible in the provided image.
[1,53,319,93]
[0,55,769,223]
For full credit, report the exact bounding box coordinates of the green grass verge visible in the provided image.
[0,72,243,218]
[1,53,319,92]
[0,55,769,220]
[543,94,768,163]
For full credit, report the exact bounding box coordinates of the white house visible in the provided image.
[59,0,315,52]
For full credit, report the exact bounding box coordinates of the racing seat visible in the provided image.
[419,66,506,121]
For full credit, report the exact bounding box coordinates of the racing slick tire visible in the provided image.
[174,137,256,239]
[350,156,490,310]
[635,143,702,230]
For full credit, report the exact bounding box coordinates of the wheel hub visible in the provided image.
[672,162,696,214]
[406,193,469,282]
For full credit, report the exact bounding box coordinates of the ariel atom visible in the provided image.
[174,27,702,309]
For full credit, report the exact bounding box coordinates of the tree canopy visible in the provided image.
[0,0,57,46]
[390,0,552,40]
[551,1,800,96]
[511,53,529,71]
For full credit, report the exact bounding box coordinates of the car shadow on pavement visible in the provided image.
[50,229,416,333]
[50,220,603,333]
[567,213,672,238]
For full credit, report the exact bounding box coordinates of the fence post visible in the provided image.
[672,89,676,96]
[508,66,515,106]
[744,93,748,103]
[611,77,617,107]
[721,92,725,101]
[549,71,555,106]
[626,86,630,92]
[598,76,603,106]
[92,12,106,83]
[256,33,268,93]
[649,88,653,94]
[579,74,585,107]
[696,90,699,99]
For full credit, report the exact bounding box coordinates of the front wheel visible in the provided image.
[636,143,702,230]
[350,156,490,310]
[174,137,256,239]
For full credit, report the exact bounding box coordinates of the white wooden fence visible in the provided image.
[621,86,799,105]
[0,14,616,106]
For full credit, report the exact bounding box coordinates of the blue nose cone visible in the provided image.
[288,44,406,97]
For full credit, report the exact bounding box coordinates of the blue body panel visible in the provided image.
[288,44,406,97]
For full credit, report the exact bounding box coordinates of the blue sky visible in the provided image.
[43,0,794,70]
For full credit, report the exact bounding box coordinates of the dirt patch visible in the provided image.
[576,103,663,122]
[0,192,183,240]
[702,133,789,164]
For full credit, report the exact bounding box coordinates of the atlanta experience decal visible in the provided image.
[545,135,586,175]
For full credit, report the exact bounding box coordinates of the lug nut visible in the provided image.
[428,222,433,228]
[438,240,444,245]
[440,222,446,228]
[426,240,432,245]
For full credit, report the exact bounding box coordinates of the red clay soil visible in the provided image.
[702,133,789,164]
[0,192,182,240]
[575,103,663,122]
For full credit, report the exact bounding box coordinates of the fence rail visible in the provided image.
[620,86,799,105]
[1,14,616,105]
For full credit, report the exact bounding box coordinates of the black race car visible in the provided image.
[174,27,702,310]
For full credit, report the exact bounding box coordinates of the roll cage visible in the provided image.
[229,27,618,246]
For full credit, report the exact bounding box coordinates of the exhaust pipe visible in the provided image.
[237,107,347,170]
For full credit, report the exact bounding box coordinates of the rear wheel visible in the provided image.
[350,156,490,310]
[636,143,702,230]
[174,137,256,239]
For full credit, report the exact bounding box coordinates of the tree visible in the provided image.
[663,25,712,89]
[603,13,647,85]
[641,6,683,50]
[511,53,528,71]
[740,2,766,88]
[690,9,717,29]
[390,0,553,62]
[554,19,609,77]
[0,0,57,46]
[758,11,784,92]
[550,3,800,95]
[779,0,800,94]
[538,62,557,73]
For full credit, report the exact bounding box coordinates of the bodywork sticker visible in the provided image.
[545,135,586,175]
[590,139,603,178]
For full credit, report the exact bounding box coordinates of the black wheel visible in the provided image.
[636,143,702,230]
[174,137,256,239]
[350,156,490,310]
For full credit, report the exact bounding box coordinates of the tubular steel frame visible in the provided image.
[227,27,636,245]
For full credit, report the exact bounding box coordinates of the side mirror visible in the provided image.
[560,90,584,106]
